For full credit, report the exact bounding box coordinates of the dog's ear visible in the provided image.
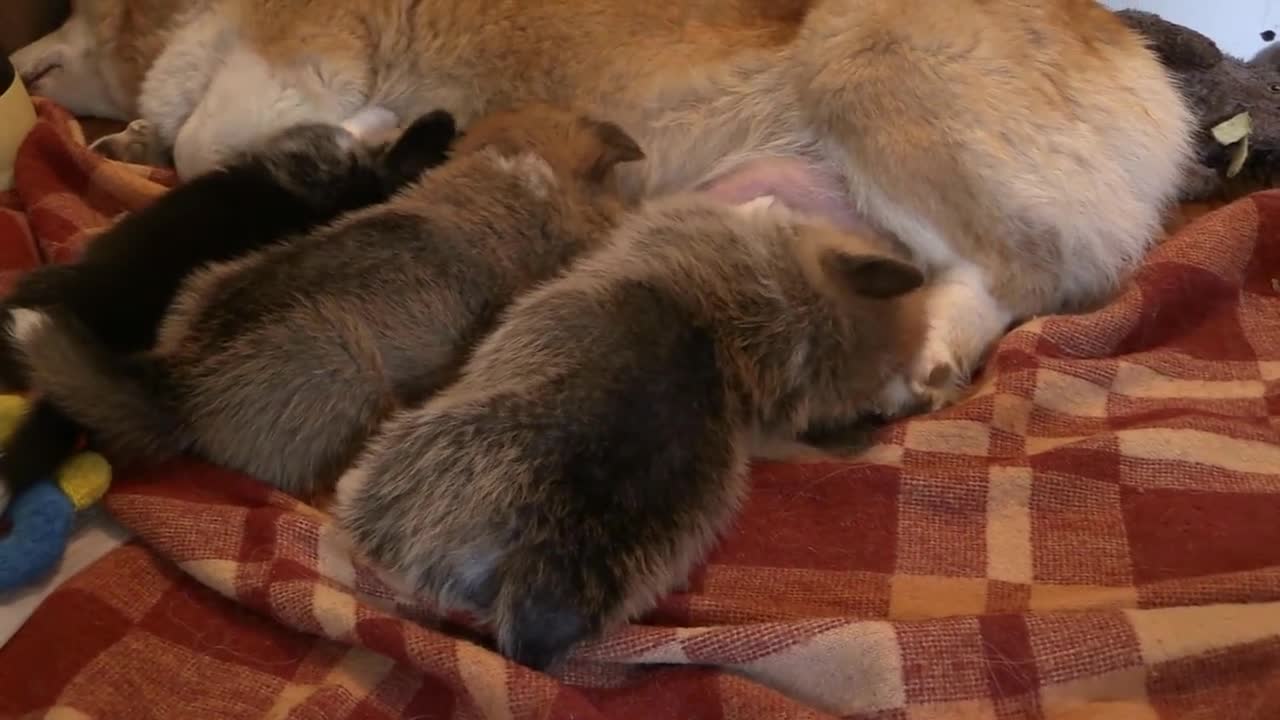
[380,110,458,187]
[819,249,924,299]
[1117,10,1223,71]
[579,118,645,183]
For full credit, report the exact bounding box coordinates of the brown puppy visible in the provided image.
[15,104,643,499]
[334,196,928,670]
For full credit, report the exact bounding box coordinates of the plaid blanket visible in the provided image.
[1,99,1278,720]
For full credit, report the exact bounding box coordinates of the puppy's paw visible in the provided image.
[340,106,401,144]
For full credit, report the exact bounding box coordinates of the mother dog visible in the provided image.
[11,0,1193,408]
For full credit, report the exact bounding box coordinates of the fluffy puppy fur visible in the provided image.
[0,107,457,509]
[16,104,643,500]
[9,0,1195,409]
[334,196,929,669]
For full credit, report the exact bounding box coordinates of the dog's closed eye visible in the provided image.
[22,63,63,88]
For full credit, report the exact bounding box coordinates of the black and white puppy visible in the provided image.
[0,107,458,509]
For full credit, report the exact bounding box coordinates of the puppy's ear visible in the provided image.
[820,250,924,299]
[1117,10,1223,70]
[380,110,458,187]
[581,119,645,182]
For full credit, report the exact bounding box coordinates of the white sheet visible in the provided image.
[0,507,131,648]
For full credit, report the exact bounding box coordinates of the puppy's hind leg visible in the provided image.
[194,308,395,499]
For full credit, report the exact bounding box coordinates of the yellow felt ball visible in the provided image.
[0,394,30,444]
[56,452,112,511]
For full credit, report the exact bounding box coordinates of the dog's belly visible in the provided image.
[697,156,881,238]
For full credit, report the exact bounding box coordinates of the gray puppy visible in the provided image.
[334,196,931,670]
[14,103,644,499]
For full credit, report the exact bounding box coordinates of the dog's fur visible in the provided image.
[0,107,457,509]
[10,0,1196,402]
[334,195,928,669]
[15,104,643,499]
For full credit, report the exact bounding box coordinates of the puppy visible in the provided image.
[0,106,457,509]
[15,104,643,500]
[11,1,1194,408]
[334,196,928,670]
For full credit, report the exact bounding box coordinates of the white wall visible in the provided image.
[1104,0,1280,59]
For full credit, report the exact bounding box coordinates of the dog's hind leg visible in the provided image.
[170,46,371,179]
[133,7,239,154]
[89,120,172,167]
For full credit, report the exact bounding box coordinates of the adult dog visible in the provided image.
[10,0,1194,408]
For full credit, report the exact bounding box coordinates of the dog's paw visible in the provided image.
[89,120,169,166]
[908,336,967,412]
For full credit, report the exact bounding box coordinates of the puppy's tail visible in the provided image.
[0,264,84,391]
[12,308,190,461]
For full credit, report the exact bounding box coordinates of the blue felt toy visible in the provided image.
[0,394,112,591]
